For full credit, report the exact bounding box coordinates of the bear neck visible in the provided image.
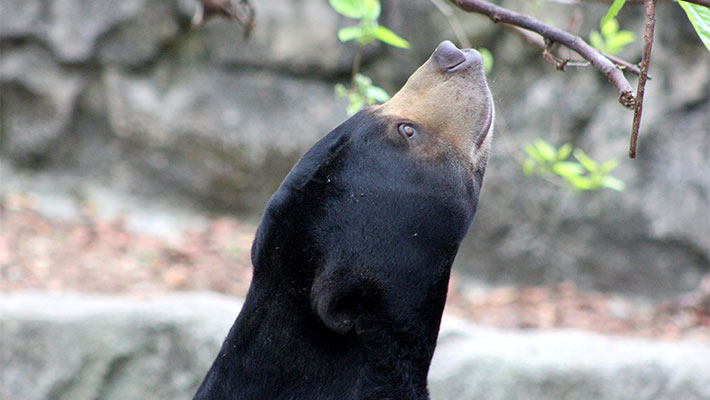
[195,276,444,399]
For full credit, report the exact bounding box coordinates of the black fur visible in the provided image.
[193,109,486,400]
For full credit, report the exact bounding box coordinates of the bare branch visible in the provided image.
[604,52,646,77]
[672,0,710,6]
[450,0,636,109]
[629,0,657,158]
[507,23,646,78]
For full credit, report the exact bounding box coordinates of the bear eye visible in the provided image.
[398,123,417,139]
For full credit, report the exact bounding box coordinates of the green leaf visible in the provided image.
[364,85,390,103]
[601,175,626,191]
[522,158,536,176]
[552,161,585,178]
[347,95,365,115]
[356,22,378,46]
[373,25,410,48]
[533,139,557,162]
[524,144,545,163]
[679,0,710,52]
[566,174,592,191]
[600,158,620,174]
[606,30,636,54]
[334,83,348,98]
[556,143,573,161]
[478,47,494,74]
[338,26,364,42]
[329,0,364,19]
[589,30,606,52]
[601,0,627,31]
[601,17,620,37]
[354,73,373,89]
[362,0,381,20]
[573,149,598,172]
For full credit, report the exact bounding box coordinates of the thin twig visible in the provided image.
[351,47,363,84]
[430,0,472,48]
[629,0,656,158]
[546,0,707,6]
[507,23,645,77]
[450,0,636,109]
[604,52,646,78]
[543,38,569,70]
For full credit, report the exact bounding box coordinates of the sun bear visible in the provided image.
[193,40,494,400]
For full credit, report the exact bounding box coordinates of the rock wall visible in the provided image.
[2,292,709,400]
[1,0,708,297]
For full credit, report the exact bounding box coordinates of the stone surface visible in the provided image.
[0,45,84,165]
[431,318,710,400]
[0,0,44,38]
[2,292,709,400]
[0,0,147,62]
[100,64,347,211]
[43,0,146,62]
[97,0,179,67]
[0,292,239,400]
[202,0,358,74]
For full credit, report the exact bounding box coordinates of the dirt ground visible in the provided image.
[1,193,708,341]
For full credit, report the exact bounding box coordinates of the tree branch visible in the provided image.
[604,52,645,77]
[507,23,647,78]
[629,0,656,158]
[683,0,710,7]
[548,0,708,6]
[450,0,636,109]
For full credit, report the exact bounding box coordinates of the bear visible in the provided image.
[192,40,494,400]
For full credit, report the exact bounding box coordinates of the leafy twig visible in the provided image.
[330,0,408,115]
[450,0,636,109]
[629,0,656,158]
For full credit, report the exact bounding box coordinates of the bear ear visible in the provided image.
[312,286,357,334]
[311,268,362,334]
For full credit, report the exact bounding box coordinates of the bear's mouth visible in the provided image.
[447,49,481,73]
[434,40,466,71]
[475,107,494,149]
[433,41,483,73]
[446,57,466,71]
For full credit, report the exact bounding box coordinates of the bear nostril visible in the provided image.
[433,40,466,71]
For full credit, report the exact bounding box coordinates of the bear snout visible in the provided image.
[433,40,484,73]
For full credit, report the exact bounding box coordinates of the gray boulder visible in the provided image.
[431,318,710,400]
[100,64,347,211]
[200,0,359,74]
[0,45,83,164]
[97,0,180,67]
[2,292,709,400]
[0,292,238,400]
[0,0,148,63]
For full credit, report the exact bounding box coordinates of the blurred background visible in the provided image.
[1,0,708,399]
